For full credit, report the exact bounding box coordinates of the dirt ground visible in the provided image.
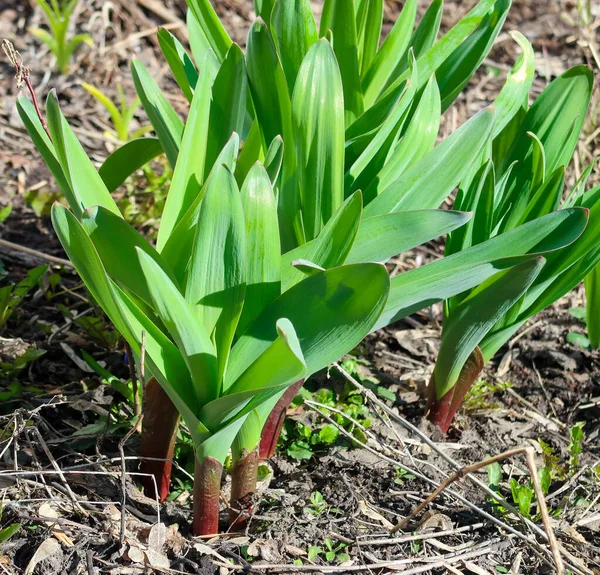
[0,0,598,574]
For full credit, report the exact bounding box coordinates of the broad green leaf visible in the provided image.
[363,108,495,217]
[202,318,306,429]
[238,163,281,336]
[157,28,199,101]
[131,59,184,168]
[17,97,71,201]
[99,137,163,192]
[185,0,232,61]
[187,8,213,65]
[272,0,318,93]
[246,18,302,250]
[206,44,247,176]
[45,91,120,219]
[137,249,218,406]
[186,165,246,390]
[235,120,263,185]
[157,52,219,250]
[374,208,588,330]
[293,39,345,241]
[364,75,441,201]
[346,54,418,201]
[437,0,510,111]
[492,32,535,138]
[227,263,390,385]
[160,133,240,284]
[80,206,178,306]
[51,204,202,436]
[361,0,417,108]
[320,0,364,124]
[346,210,472,265]
[282,191,362,290]
[585,263,600,348]
[516,166,564,227]
[434,257,544,398]
[195,416,248,464]
[355,0,383,77]
[499,66,593,179]
[254,0,276,24]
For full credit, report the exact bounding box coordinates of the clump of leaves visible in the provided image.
[30,0,92,74]
[279,385,372,460]
[308,538,350,564]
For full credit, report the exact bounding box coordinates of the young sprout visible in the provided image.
[29,0,93,74]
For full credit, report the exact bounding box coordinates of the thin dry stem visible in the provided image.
[2,39,51,139]
[392,446,564,575]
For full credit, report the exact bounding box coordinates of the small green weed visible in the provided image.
[0,266,47,332]
[308,538,350,564]
[462,379,513,412]
[30,0,92,74]
[82,83,151,142]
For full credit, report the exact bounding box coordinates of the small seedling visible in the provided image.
[305,491,327,517]
[0,502,20,545]
[568,423,585,475]
[30,0,93,74]
[308,539,350,563]
[82,83,151,142]
[0,266,47,332]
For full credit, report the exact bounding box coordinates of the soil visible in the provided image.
[0,0,598,574]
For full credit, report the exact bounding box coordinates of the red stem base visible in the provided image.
[427,348,484,433]
[259,380,304,459]
[193,456,223,536]
[139,377,181,502]
[229,448,259,530]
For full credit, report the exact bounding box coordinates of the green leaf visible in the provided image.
[186,165,246,390]
[202,318,307,429]
[0,524,20,544]
[364,75,441,202]
[80,206,178,307]
[159,133,240,284]
[185,0,232,61]
[434,257,545,398]
[131,59,184,168]
[320,0,364,124]
[137,248,218,406]
[254,0,276,24]
[585,262,600,349]
[157,52,219,250]
[345,55,419,202]
[45,91,120,219]
[272,0,318,93]
[437,0,510,111]
[379,0,495,100]
[374,208,589,330]
[361,0,417,108]
[50,204,203,439]
[492,32,535,138]
[246,18,302,250]
[292,39,345,241]
[17,97,71,200]
[227,263,390,385]
[355,0,383,77]
[487,461,502,490]
[346,209,472,265]
[187,8,213,65]
[363,108,495,217]
[205,44,247,177]
[264,135,284,185]
[282,191,363,290]
[539,466,551,494]
[238,163,281,336]
[157,28,199,102]
[99,137,163,192]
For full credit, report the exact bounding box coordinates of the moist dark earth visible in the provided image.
[0,0,599,573]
